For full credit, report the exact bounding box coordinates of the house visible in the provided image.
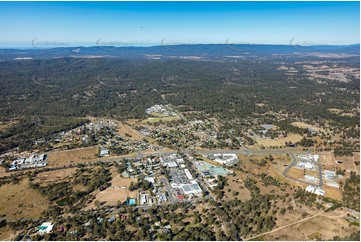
[99,148,110,157]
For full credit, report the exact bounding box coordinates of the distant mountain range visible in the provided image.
[0,43,359,60]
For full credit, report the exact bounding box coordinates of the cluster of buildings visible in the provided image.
[323,170,340,188]
[207,153,239,166]
[305,185,325,196]
[122,156,161,179]
[294,154,320,171]
[299,154,320,162]
[161,154,203,197]
[145,104,176,116]
[140,193,154,205]
[9,153,47,171]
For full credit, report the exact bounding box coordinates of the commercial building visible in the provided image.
[304,175,319,183]
[305,185,325,196]
[181,182,202,196]
[208,153,239,166]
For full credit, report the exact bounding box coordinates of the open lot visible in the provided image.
[335,155,358,173]
[140,115,180,124]
[291,122,324,132]
[256,134,303,147]
[224,172,251,201]
[117,122,145,141]
[86,187,137,209]
[46,146,120,167]
[32,167,78,184]
[287,167,319,184]
[0,227,17,241]
[259,209,357,241]
[85,169,137,209]
[0,179,48,219]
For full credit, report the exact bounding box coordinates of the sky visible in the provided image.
[0,1,359,48]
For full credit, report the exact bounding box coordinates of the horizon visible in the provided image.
[1,42,360,50]
[0,1,359,48]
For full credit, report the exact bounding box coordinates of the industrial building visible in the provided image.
[304,175,319,183]
[208,153,239,166]
[305,185,325,196]
[181,182,202,196]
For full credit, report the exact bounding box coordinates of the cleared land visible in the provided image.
[256,209,357,241]
[256,134,303,147]
[224,171,251,201]
[85,168,137,209]
[32,168,78,184]
[0,179,48,219]
[117,122,145,141]
[46,146,120,167]
[291,122,324,132]
[140,115,180,124]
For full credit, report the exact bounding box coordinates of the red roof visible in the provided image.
[176,195,184,200]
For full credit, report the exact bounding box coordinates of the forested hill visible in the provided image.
[0,43,359,60]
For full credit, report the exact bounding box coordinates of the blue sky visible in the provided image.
[0,1,359,48]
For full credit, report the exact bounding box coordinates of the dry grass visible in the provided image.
[291,122,324,132]
[46,146,119,167]
[256,134,303,147]
[323,186,342,200]
[224,171,251,201]
[84,168,137,210]
[86,187,137,209]
[0,120,18,131]
[32,168,78,184]
[0,227,17,241]
[140,115,180,124]
[117,122,145,141]
[0,179,48,218]
[263,209,357,241]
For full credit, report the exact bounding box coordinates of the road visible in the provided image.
[159,177,177,203]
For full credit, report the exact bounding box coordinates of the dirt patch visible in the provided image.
[0,179,48,218]
[0,227,17,241]
[86,187,137,209]
[84,168,137,210]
